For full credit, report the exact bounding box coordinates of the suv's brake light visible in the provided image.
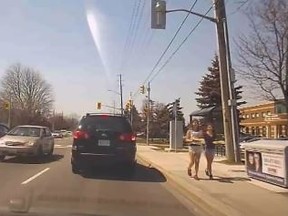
[119,133,136,142]
[73,130,89,140]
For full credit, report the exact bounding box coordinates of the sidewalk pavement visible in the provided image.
[136,144,288,216]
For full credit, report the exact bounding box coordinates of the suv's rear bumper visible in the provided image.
[71,145,136,168]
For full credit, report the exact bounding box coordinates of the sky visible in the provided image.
[0,0,255,122]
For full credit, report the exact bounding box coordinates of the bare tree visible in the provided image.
[0,63,54,124]
[236,0,288,104]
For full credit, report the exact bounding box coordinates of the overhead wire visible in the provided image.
[129,0,146,55]
[125,0,142,58]
[120,0,141,71]
[149,6,214,82]
[132,0,199,98]
[137,1,155,54]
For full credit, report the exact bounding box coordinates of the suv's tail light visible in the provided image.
[119,133,136,142]
[73,130,89,140]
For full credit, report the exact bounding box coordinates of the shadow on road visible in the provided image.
[81,163,167,183]
[200,176,251,183]
[2,154,64,164]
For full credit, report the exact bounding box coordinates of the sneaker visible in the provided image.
[209,174,213,180]
[205,169,209,177]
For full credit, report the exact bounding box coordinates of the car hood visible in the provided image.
[0,136,38,145]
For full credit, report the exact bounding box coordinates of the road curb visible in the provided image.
[136,153,241,216]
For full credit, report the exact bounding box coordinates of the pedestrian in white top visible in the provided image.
[185,119,203,180]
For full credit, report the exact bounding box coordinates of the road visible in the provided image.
[0,138,201,216]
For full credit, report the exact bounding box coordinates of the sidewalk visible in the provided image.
[136,144,288,216]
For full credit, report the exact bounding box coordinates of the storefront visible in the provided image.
[240,101,288,138]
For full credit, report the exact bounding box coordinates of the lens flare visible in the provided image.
[86,8,112,83]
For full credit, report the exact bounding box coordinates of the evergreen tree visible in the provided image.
[195,56,221,109]
[195,55,246,131]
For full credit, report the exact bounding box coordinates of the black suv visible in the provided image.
[71,113,136,174]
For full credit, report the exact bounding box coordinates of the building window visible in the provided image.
[251,127,255,135]
[276,103,287,114]
[256,127,260,136]
[246,114,249,119]
[262,126,266,137]
[256,113,259,118]
[251,113,255,119]
[262,112,265,117]
[267,111,271,116]
[245,127,249,134]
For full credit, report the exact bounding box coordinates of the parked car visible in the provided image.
[239,132,258,143]
[0,125,54,161]
[61,130,68,137]
[0,123,9,138]
[71,113,136,174]
[52,130,63,138]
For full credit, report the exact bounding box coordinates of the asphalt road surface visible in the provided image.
[0,138,200,216]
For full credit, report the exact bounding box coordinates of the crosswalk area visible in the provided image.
[54,144,72,149]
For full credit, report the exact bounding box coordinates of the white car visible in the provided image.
[0,125,54,161]
[52,130,63,138]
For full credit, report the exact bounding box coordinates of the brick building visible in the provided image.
[239,100,288,138]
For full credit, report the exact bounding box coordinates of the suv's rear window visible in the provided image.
[80,116,132,133]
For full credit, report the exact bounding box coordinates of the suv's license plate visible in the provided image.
[98,140,110,146]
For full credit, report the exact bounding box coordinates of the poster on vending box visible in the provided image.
[246,150,286,186]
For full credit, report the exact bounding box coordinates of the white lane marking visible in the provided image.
[55,144,72,149]
[21,168,50,185]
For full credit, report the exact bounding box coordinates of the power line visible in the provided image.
[129,0,146,55]
[133,0,199,98]
[143,0,199,84]
[126,0,142,55]
[149,6,213,82]
[228,0,250,16]
[120,0,138,71]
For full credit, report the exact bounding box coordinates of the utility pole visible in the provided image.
[119,74,124,115]
[173,100,177,152]
[52,109,55,132]
[113,100,116,114]
[214,0,235,162]
[8,94,12,128]
[223,14,241,162]
[151,0,236,161]
[130,92,133,127]
[146,82,151,145]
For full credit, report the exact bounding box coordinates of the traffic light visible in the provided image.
[3,101,10,110]
[166,98,182,119]
[127,99,133,111]
[140,85,145,94]
[151,0,166,29]
[96,102,101,110]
